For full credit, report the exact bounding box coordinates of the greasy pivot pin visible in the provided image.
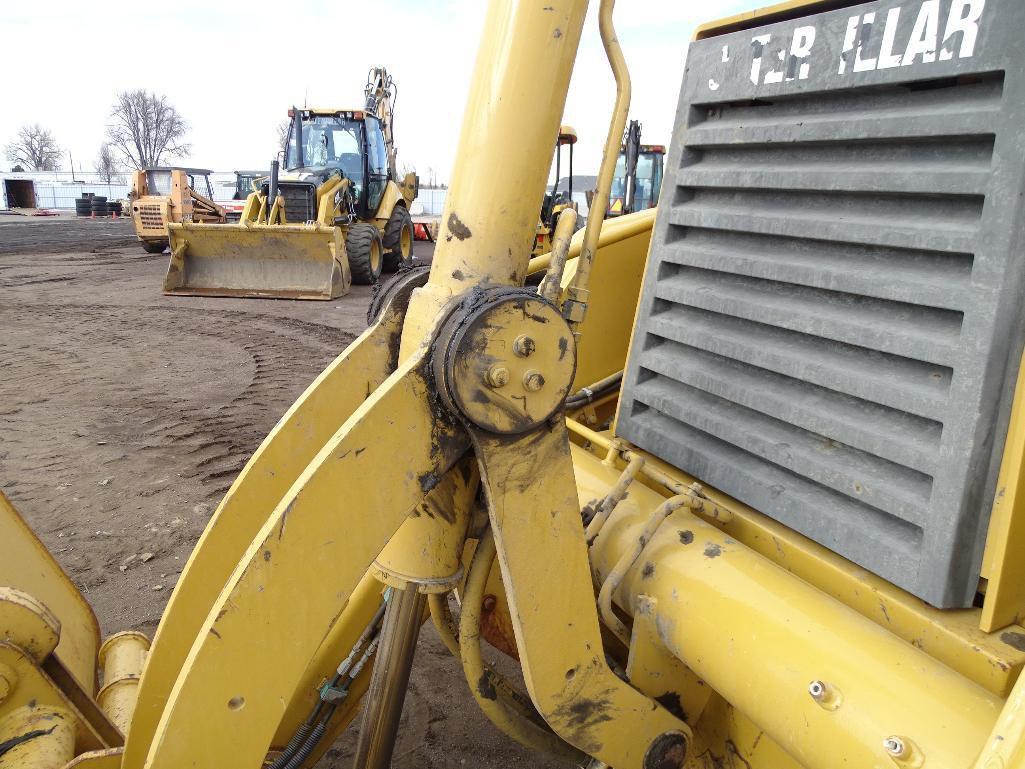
[433,287,576,434]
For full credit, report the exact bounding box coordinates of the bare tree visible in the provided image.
[106,90,190,168]
[276,120,290,153]
[94,143,124,183]
[4,124,62,171]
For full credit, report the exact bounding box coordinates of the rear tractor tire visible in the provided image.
[346,223,384,285]
[141,240,167,254]
[382,205,413,273]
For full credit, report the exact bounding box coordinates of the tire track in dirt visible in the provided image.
[0,300,352,634]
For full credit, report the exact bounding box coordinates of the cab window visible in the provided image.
[365,116,389,212]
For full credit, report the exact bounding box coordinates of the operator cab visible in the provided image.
[609,144,664,215]
[233,170,265,200]
[142,167,215,201]
[283,108,390,217]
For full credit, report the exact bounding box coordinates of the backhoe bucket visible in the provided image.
[163,222,350,300]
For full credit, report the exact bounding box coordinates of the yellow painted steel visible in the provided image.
[267,572,383,765]
[63,749,122,769]
[0,495,100,692]
[0,643,107,753]
[559,208,654,388]
[121,310,407,769]
[2,0,1023,766]
[164,222,349,300]
[574,442,1003,769]
[398,0,587,353]
[472,425,691,766]
[693,0,865,40]
[96,632,149,736]
[982,353,1025,632]
[0,705,75,769]
[371,460,477,593]
[141,350,467,769]
[570,420,1025,700]
[973,666,1025,769]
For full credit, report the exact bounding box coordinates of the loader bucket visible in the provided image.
[163,222,351,300]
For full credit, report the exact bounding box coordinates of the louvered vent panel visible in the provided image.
[617,0,1025,607]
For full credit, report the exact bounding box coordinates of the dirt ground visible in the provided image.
[0,215,574,769]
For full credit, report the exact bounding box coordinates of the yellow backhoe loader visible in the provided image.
[129,167,226,254]
[162,68,418,300]
[5,2,1025,769]
[607,119,664,216]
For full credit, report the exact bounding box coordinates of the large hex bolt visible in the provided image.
[523,370,546,392]
[513,335,536,358]
[485,366,510,389]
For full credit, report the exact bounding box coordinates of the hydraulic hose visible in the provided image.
[429,535,584,761]
[584,453,645,545]
[597,492,701,645]
[564,0,631,333]
[565,370,623,410]
[268,597,388,769]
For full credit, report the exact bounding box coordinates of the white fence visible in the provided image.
[411,188,590,219]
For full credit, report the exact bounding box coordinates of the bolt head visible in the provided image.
[883,737,906,757]
[808,680,825,700]
[513,335,536,358]
[523,370,546,392]
[485,366,510,388]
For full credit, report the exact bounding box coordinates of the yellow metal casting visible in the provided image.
[371,460,477,593]
[398,0,587,353]
[0,494,100,692]
[96,632,149,737]
[139,348,466,769]
[121,298,414,769]
[571,420,1025,700]
[472,424,691,765]
[164,222,350,300]
[575,441,1002,769]
[0,705,75,769]
[561,208,654,389]
[982,352,1025,632]
[63,749,122,769]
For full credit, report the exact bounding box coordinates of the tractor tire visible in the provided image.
[346,223,384,285]
[142,240,167,254]
[382,205,413,273]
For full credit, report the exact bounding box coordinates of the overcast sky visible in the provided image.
[3,0,757,180]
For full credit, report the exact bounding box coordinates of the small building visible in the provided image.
[0,171,131,211]
[1,172,38,209]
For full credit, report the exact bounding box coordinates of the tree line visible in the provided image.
[3,89,191,181]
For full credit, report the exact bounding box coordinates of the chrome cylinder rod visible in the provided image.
[351,583,427,769]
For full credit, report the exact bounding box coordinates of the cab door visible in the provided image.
[364,116,389,215]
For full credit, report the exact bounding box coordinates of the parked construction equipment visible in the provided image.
[5,1,1025,769]
[217,170,265,222]
[162,68,418,300]
[129,168,225,254]
[607,119,664,216]
[532,125,578,256]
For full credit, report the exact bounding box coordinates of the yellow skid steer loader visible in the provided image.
[129,168,226,254]
[163,68,417,300]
